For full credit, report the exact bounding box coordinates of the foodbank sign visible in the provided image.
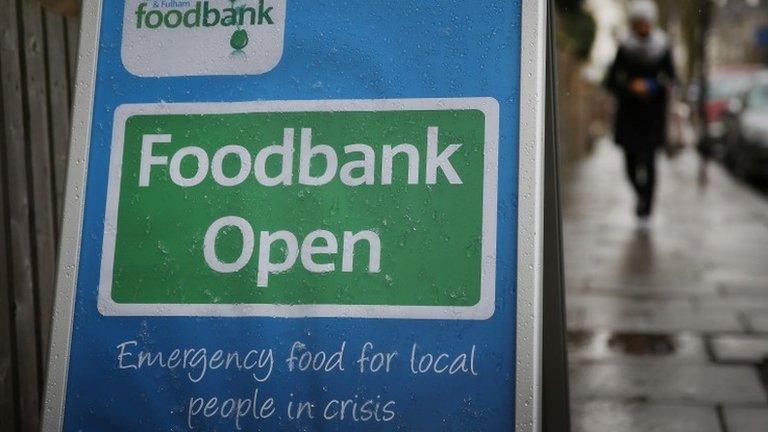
[133,1,277,50]
[121,0,287,76]
[98,98,499,319]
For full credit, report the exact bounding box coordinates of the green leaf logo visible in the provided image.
[230,28,249,50]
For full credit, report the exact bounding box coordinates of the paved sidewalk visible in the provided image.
[564,140,768,432]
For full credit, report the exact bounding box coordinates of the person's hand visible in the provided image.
[629,78,650,97]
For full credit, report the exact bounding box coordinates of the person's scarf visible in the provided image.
[621,28,669,65]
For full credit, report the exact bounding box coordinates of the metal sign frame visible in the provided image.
[516,0,547,430]
[42,1,547,430]
[542,2,572,430]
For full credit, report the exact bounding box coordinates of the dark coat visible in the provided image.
[605,43,676,150]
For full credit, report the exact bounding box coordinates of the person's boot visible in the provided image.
[636,197,652,230]
[635,198,648,217]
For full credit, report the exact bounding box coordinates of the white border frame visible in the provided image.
[42,0,102,430]
[98,98,499,320]
[43,1,546,430]
[516,1,547,432]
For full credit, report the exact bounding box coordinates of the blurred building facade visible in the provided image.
[555,0,740,163]
[555,0,604,164]
[709,0,768,67]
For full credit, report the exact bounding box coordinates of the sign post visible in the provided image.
[542,2,571,431]
[44,1,547,430]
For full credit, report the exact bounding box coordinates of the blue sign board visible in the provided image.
[43,1,546,430]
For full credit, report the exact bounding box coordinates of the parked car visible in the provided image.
[702,67,759,158]
[722,74,768,179]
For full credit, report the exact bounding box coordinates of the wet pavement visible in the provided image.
[564,139,768,432]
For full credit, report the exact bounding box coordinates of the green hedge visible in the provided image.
[556,0,596,61]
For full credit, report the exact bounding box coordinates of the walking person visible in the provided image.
[605,0,676,225]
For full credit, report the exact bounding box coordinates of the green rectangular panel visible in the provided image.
[99,99,498,318]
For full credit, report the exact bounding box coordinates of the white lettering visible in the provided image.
[170,146,209,187]
[211,145,252,186]
[342,231,381,273]
[257,230,299,287]
[426,126,462,184]
[254,128,294,186]
[300,230,338,273]
[204,216,255,273]
[138,134,171,186]
[299,128,338,186]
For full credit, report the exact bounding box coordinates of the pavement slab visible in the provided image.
[572,401,721,432]
[569,362,766,404]
[746,313,768,333]
[711,335,768,363]
[567,304,742,333]
[568,329,709,363]
[564,141,768,429]
[723,407,768,432]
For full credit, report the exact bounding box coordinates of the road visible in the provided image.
[564,139,768,432]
